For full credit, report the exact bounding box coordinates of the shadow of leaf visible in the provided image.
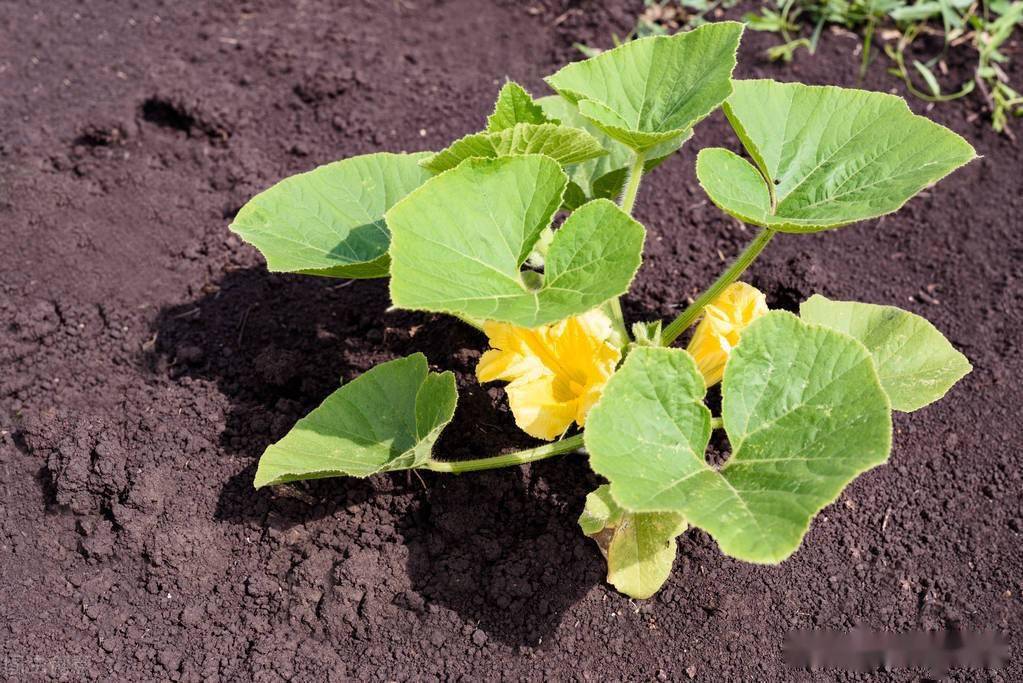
[149,265,601,647]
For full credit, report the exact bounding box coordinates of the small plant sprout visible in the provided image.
[744,0,1023,133]
[230,23,976,599]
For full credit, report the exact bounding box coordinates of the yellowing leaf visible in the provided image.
[580,485,686,600]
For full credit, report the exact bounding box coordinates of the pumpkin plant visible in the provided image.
[230,22,975,599]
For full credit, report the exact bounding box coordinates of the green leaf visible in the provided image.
[800,294,971,412]
[697,79,977,232]
[420,123,607,174]
[580,485,687,599]
[486,82,554,132]
[586,312,892,564]
[544,22,743,152]
[388,155,645,327]
[253,354,456,488]
[538,95,686,208]
[231,153,432,278]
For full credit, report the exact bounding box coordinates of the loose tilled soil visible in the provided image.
[1,0,1021,680]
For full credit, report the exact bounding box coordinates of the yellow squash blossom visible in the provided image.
[477,310,621,441]
[687,282,768,387]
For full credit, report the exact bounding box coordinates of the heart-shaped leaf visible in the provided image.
[580,485,686,599]
[586,312,892,564]
[231,153,432,278]
[420,123,607,174]
[537,95,687,208]
[544,22,743,152]
[486,81,555,132]
[388,155,645,327]
[800,295,972,412]
[253,353,456,488]
[697,79,977,232]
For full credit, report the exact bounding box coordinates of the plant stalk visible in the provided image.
[605,298,629,343]
[605,149,650,343]
[620,150,646,215]
[661,228,776,346]
[424,433,585,473]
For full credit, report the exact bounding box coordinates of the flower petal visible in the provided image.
[476,308,622,440]
[476,348,543,384]
[506,375,579,441]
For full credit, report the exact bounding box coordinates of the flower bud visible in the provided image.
[686,282,768,387]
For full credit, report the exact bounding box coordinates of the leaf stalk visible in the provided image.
[424,433,585,473]
[620,149,647,214]
[661,228,776,346]
[606,149,649,343]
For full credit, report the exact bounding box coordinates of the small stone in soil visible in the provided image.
[158,648,181,672]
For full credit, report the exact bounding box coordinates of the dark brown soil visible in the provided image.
[2,1,1020,680]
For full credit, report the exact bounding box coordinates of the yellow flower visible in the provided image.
[476,310,621,441]
[686,282,768,387]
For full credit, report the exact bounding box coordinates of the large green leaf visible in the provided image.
[586,312,892,564]
[544,22,743,152]
[420,123,607,174]
[697,80,977,232]
[387,155,645,327]
[538,95,686,208]
[231,153,432,278]
[580,485,686,599]
[486,82,555,132]
[800,295,971,412]
[253,354,456,488]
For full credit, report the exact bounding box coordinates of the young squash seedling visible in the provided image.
[230,22,975,599]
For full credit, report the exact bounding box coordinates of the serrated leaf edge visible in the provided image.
[229,151,431,277]
[252,353,457,488]
[386,155,646,328]
[707,80,979,233]
[544,22,745,150]
[591,314,894,565]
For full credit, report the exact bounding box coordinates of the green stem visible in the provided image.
[710,416,723,430]
[606,150,648,343]
[424,433,585,473]
[619,150,646,215]
[661,228,776,347]
[605,298,629,343]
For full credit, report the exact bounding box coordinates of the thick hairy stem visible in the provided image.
[619,150,646,215]
[606,150,649,342]
[661,228,776,346]
[424,433,585,473]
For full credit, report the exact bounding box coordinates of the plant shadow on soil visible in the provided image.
[149,266,602,646]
